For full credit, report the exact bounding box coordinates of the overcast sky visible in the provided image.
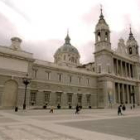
[0,0,140,63]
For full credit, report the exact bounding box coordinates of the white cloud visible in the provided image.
[0,0,140,63]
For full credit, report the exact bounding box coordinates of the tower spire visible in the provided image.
[129,25,135,40]
[65,29,71,45]
[100,4,104,19]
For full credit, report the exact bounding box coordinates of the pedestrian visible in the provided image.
[49,106,54,113]
[75,104,79,114]
[122,104,126,111]
[118,105,122,115]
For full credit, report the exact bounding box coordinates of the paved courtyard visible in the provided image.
[0,107,140,140]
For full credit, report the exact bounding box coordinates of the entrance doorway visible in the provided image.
[1,80,18,108]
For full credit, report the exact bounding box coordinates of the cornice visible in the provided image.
[97,73,140,83]
[31,79,97,90]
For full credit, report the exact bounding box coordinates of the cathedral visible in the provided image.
[0,8,140,109]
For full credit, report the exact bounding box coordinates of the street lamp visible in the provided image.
[22,74,31,110]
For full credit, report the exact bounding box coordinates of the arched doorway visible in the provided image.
[1,80,18,108]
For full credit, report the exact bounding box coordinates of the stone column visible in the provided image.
[134,86,136,104]
[116,59,118,75]
[130,85,132,104]
[124,85,127,104]
[126,85,129,104]
[120,61,123,76]
[125,63,127,77]
[129,64,131,78]
[131,64,134,78]
[122,84,125,104]
[118,83,120,103]
[114,83,117,104]
[135,84,140,105]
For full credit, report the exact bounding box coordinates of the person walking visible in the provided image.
[75,104,79,114]
[118,105,122,115]
[49,106,54,113]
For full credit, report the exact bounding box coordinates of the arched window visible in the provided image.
[69,57,75,62]
[97,32,101,41]
[105,32,108,41]
[129,48,132,54]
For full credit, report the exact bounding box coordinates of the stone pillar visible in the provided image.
[118,83,120,103]
[124,85,127,104]
[115,83,118,103]
[129,64,131,78]
[125,63,127,77]
[130,85,132,104]
[126,85,129,104]
[120,61,123,76]
[114,59,117,75]
[135,84,140,105]
[134,86,136,104]
[122,84,125,104]
[116,59,118,75]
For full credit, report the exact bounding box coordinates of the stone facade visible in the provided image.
[0,8,140,109]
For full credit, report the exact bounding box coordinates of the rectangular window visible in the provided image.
[69,75,72,83]
[67,94,72,103]
[86,94,91,104]
[107,64,111,73]
[78,77,81,84]
[77,94,82,103]
[98,65,101,73]
[57,73,62,82]
[46,71,51,80]
[87,78,90,85]
[44,91,50,103]
[30,91,37,105]
[33,69,38,78]
[56,92,62,103]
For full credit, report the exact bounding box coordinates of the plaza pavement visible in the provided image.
[0,107,140,140]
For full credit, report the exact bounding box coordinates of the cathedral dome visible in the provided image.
[55,43,79,56]
[54,32,80,67]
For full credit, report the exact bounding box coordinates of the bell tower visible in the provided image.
[94,7,114,108]
[126,27,139,60]
[95,6,111,52]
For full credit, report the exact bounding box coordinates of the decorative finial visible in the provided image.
[129,24,135,40]
[67,28,69,36]
[65,29,71,45]
[129,24,132,35]
[100,4,102,14]
[100,4,104,19]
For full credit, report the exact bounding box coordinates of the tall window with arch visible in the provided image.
[97,32,101,42]
[105,32,108,41]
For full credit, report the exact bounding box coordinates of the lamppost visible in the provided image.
[22,74,31,110]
